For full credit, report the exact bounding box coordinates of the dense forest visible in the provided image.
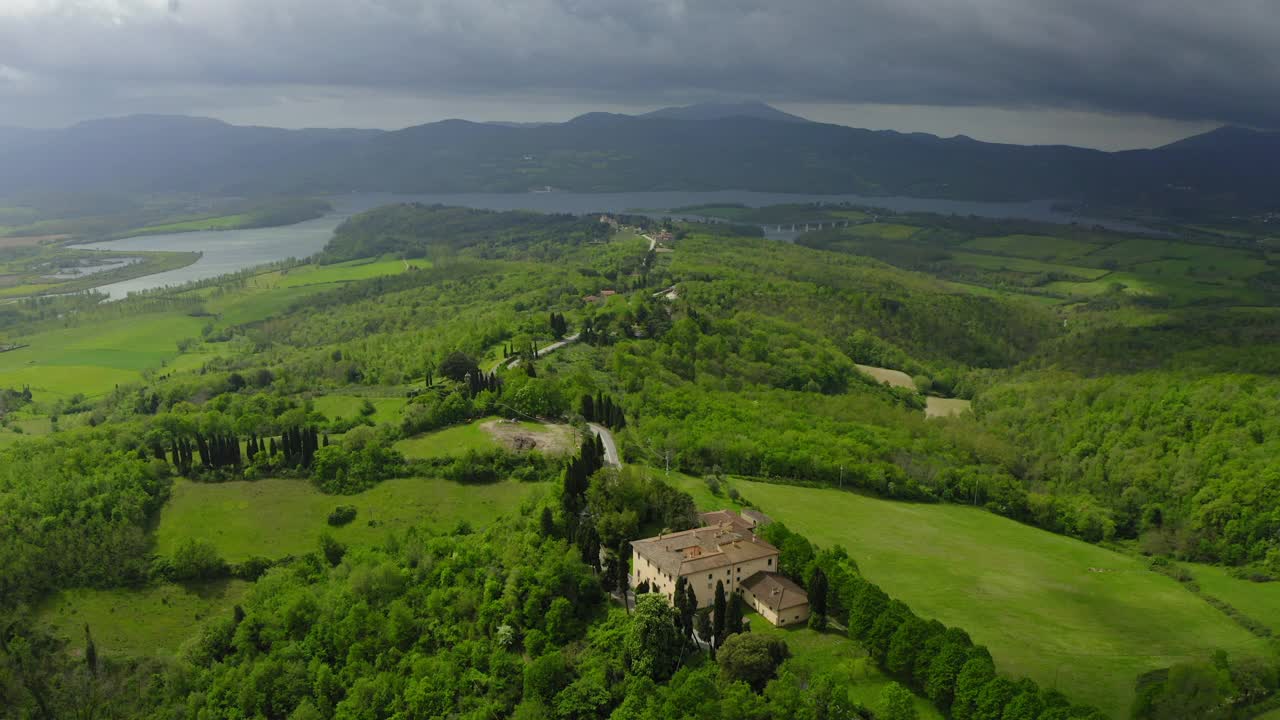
[2,203,1278,718]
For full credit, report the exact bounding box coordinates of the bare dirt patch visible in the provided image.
[925,396,972,419]
[855,364,916,390]
[481,419,580,456]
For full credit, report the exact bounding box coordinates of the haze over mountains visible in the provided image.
[1,103,1276,216]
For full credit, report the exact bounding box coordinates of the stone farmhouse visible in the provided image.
[628,509,811,627]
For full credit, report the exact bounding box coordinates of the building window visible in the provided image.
[707,573,712,580]
[767,558,773,566]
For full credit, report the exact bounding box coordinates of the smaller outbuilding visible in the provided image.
[740,571,810,627]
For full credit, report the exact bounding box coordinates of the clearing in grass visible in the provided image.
[155,476,547,562]
[37,579,250,659]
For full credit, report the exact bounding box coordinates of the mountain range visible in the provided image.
[1,103,1276,216]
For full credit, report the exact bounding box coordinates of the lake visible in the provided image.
[81,190,1147,299]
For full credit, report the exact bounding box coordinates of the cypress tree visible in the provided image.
[84,624,97,678]
[726,592,744,637]
[713,581,726,648]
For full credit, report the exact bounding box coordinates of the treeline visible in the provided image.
[581,392,626,430]
[321,204,610,263]
[0,439,171,609]
[977,370,1280,565]
[757,521,1108,720]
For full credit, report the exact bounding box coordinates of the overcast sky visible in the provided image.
[0,0,1274,149]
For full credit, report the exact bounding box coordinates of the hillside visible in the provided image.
[1,106,1278,215]
[1,206,1277,719]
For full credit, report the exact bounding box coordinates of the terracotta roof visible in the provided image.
[698,509,754,533]
[741,509,772,526]
[741,571,809,611]
[630,524,778,577]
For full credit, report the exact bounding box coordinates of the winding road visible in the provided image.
[503,333,580,369]
[588,422,621,468]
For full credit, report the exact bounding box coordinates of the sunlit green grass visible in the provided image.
[0,312,205,398]
[963,234,1102,261]
[669,477,1272,718]
[395,421,503,459]
[847,222,919,241]
[948,251,1109,279]
[1183,563,1280,635]
[126,213,254,235]
[37,579,251,658]
[156,476,548,562]
[313,394,408,426]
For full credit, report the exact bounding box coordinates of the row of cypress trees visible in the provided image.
[581,392,626,430]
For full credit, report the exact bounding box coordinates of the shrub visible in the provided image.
[170,538,229,581]
[328,505,358,526]
[232,556,273,581]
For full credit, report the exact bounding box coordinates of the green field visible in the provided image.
[848,223,919,241]
[0,312,206,399]
[964,234,1102,261]
[1184,564,1280,635]
[708,479,1272,718]
[1080,238,1268,277]
[156,476,547,562]
[396,421,504,459]
[313,393,408,425]
[948,251,1110,279]
[748,613,943,719]
[38,579,251,658]
[276,257,432,289]
[126,213,254,236]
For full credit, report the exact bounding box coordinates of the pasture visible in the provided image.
[963,234,1102,261]
[38,579,251,658]
[127,213,254,236]
[155,476,547,562]
[0,311,205,399]
[716,479,1273,717]
[396,421,505,459]
[848,222,919,241]
[1184,563,1280,635]
[948,251,1109,280]
[313,393,408,426]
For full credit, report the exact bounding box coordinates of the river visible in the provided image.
[80,190,1147,299]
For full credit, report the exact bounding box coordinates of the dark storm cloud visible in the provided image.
[0,0,1276,127]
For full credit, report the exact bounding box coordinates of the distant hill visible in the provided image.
[636,101,811,123]
[0,110,1275,215]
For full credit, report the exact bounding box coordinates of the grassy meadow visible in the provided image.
[1183,563,1280,635]
[313,393,408,425]
[807,219,1279,308]
[676,477,1273,717]
[155,476,548,562]
[0,254,430,403]
[962,234,1103,261]
[0,312,206,399]
[38,579,251,659]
